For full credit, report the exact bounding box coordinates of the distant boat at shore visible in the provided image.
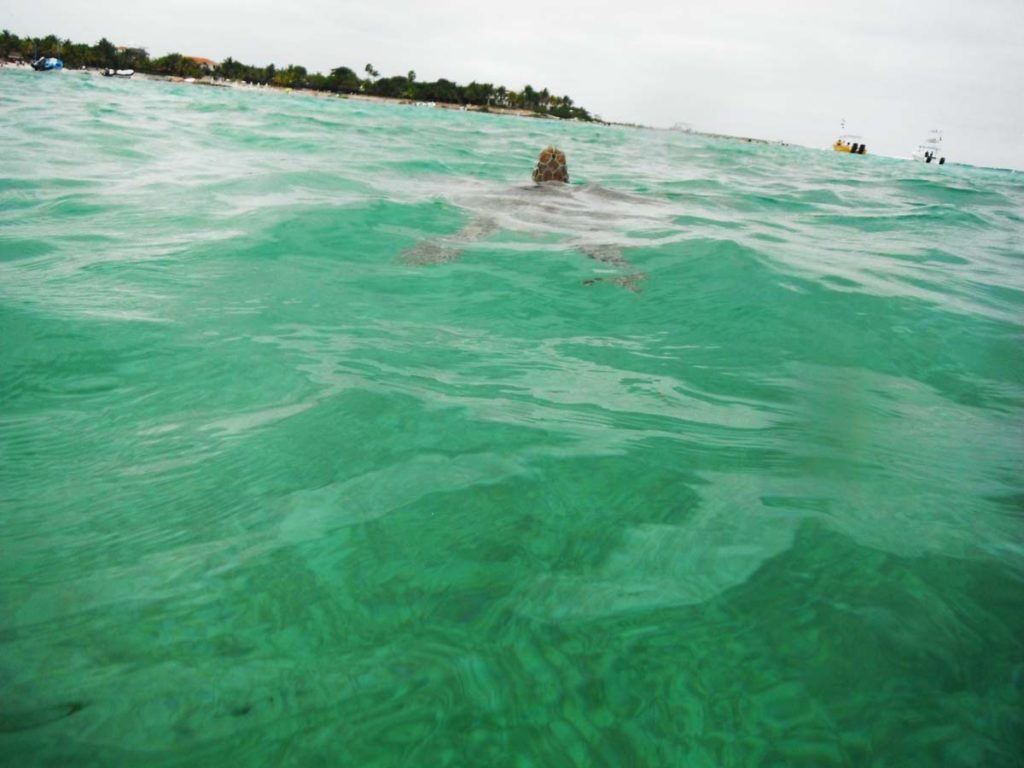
[31,57,62,72]
[912,129,946,165]
[101,68,135,78]
[832,119,867,155]
[833,134,867,155]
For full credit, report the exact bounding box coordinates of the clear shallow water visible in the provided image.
[1,68,1022,766]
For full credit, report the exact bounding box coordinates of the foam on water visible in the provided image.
[1,68,1022,766]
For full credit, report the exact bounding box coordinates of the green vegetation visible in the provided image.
[0,29,595,121]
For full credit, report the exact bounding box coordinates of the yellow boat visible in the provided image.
[833,136,867,155]
[833,122,867,155]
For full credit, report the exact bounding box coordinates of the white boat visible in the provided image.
[101,68,135,78]
[913,129,946,165]
[31,57,63,72]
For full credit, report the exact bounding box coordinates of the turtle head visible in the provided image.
[532,146,569,184]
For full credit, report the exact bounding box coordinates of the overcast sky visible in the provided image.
[5,0,1023,169]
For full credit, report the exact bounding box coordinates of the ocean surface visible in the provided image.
[1,68,1022,767]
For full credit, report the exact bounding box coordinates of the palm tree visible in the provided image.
[522,84,536,109]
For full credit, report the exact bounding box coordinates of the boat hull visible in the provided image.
[31,57,63,72]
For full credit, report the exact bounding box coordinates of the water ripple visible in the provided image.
[1,67,1022,766]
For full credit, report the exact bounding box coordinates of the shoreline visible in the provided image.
[1,63,777,143]
[128,69,573,122]
[1,61,573,121]
[96,69,779,140]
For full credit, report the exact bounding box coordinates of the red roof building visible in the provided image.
[186,56,217,71]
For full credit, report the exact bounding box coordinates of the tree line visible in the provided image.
[0,30,595,121]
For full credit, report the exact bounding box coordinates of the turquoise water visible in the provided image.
[1,68,1022,766]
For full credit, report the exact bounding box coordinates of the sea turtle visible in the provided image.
[401,146,653,292]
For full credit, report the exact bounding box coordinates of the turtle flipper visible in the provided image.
[582,273,647,293]
[400,216,499,266]
[581,244,630,269]
[579,244,645,292]
[400,239,463,265]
